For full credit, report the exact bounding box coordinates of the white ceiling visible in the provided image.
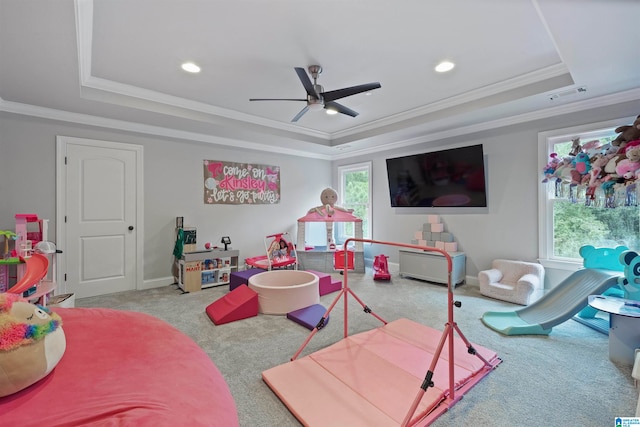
[1,0,639,159]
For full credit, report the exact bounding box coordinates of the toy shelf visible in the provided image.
[25,281,56,305]
[177,249,239,293]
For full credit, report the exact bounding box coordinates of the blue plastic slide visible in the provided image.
[481,268,622,335]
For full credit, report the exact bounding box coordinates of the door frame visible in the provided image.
[55,135,144,295]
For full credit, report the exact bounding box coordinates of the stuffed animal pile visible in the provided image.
[0,293,65,397]
[542,115,640,206]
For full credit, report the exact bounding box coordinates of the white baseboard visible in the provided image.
[389,261,478,288]
[140,276,175,290]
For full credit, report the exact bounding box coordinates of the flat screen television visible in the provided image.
[386,144,487,208]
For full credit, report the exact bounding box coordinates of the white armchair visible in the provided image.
[478,259,545,305]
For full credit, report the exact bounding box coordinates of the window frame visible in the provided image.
[537,116,634,271]
[337,161,372,240]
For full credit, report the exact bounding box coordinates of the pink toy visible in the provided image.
[6,254,49,295]
[373,254,391,281]
[206,284,258,325]
[245,232,297,270]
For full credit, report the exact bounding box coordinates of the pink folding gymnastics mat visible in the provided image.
[262,239,502,427]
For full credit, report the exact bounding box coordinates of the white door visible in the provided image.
[56,136,143,298]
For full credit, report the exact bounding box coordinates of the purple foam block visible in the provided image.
[229,268,263,291]
[287,304,330,330]
[306,269,342,296]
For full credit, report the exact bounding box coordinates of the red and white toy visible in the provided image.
[373,254,391,281]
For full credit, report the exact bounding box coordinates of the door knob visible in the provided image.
[128,226,134,231]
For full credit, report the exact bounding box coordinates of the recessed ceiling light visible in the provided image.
[181,62,201,73]
[326,108,338,115]
[435,61,455,73]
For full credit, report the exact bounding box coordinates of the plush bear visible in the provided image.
[0,293,65,397]
[611,115,640,150]
[623,139,640,152]
[619,251,640,301]
[615,146,640,180]
[308,188,354,217]
[604,153,625,176]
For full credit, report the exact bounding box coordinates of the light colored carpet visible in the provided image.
[76,269,638,426]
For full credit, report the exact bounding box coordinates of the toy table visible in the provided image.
[588,295,640,365]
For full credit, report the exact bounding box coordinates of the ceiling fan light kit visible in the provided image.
[250,65,381,122]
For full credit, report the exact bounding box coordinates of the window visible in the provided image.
[337,162,372,240]
[538,117,640,269]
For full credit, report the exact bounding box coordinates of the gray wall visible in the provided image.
[334,100,640,285]
[2,98,639,289]
[0,113,330,284]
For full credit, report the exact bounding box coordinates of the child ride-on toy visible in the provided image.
[373,254,391,281]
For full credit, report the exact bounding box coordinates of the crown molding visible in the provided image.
[2,87,639,161]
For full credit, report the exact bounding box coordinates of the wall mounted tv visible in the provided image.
[386,144,487,208]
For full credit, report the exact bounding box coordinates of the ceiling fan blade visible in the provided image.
[295,67,317,98]
[249,98,306,101]
[325,101,358,118]
[291,105,310,122]
[322,82,381,102]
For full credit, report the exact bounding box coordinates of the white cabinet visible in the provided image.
[177,249,239,292]
[399,249,466,287]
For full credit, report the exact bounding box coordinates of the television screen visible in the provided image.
[386,144,487,207]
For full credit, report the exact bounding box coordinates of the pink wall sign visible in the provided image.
[203,160,281,205]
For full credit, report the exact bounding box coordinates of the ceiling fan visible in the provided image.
[249,65,381,122]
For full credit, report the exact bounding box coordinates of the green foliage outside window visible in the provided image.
[553,197,639,258]
[342,170,370,238]
[550,134,639,259]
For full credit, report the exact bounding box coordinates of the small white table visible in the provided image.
[588,295,640,365]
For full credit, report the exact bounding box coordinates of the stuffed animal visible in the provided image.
[623,139,640,153]
[573,152,592,174]
[541,153,560,183]
[604,153,625,176]
[588,153,610,186]
[580,139,602,157]
[616,146,640,180]
[308,188,354,217]
[600,143,618,156]
[0,293,65,397]
[567,152,591,186]
[619,250,640,301]
[611,115,640,150]
[568,137,582,156]
[552,156,575,183]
